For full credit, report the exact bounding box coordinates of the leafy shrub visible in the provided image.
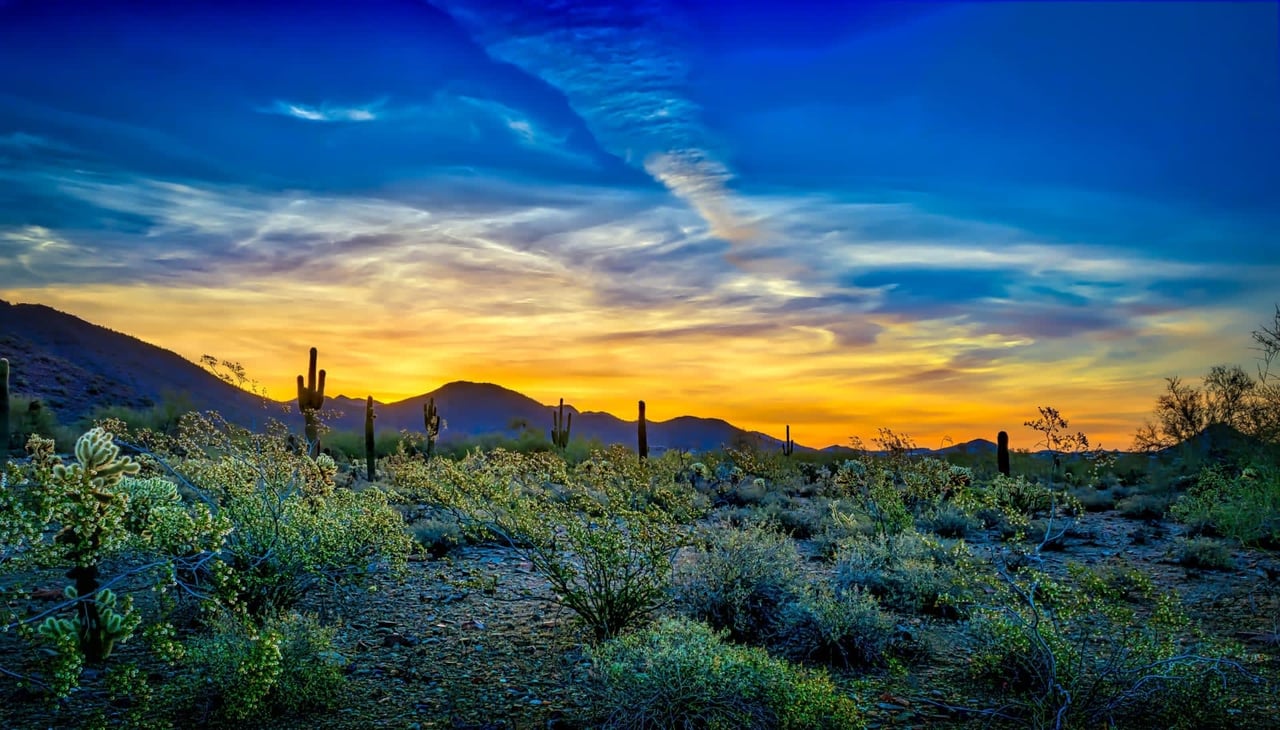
[1116,493,1172,520]
[778,584,898,669]
[1177,538,1235,571]
[1172,466,1280,546]
[175,415,412,616]
[1069,485,1121,512]
[176,611,346,724]
[390,448,686,639]
[410,515,466,558]
[586,617,865,729]
[921,502,978,538]
[833,531,973,617]
[673,522,805,644]
[967,563,1255,729]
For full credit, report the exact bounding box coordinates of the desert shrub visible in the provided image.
[175,610,346,725]
[920,502,978,538]
[174,415,413,617]
[777,583,898,669]
[586,617,865,730]
[955,473,1082,540]
[833,531,973,618]
[1069,485,1120,512]
[1116,493,1172,520]
[391,448,686,639]
[967,562,1255,729]
[809,498,876,559]
[1171,465,1280,546]
[410,514,466,558]
[673,522,805,644]
[1177,538,1235,571]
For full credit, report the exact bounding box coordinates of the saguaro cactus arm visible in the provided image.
[296,347,326,457]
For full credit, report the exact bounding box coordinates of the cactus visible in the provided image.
[782,424,795,457]
[0,357,9,456]
[638,400,648,460]
[53,428,141,664]
[295,347,326,458]
[365,396,376,482]
[551,398,572,450]
[997,430,1011,476]
[423,397,440,458]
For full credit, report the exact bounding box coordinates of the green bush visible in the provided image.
[410,514,466,558]
[175,416,412,617]
[1116,493,1172,520]
[1172,466,1280,546]
[967,563,1254,729]
[390,448,686,639]
[176,611,346,724]
[778,584,898,669]
[920,502,978,538]
[672,522,805,644]
[833,531,973,617]
[586,617,865,729]
[1177,538,1235,571]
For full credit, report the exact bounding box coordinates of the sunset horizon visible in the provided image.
[3,0,1278,452]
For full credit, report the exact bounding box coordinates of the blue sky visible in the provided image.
[1,0,1277,447]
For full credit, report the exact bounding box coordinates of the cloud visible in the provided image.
[432,0,754,245]
[264,99,384,122]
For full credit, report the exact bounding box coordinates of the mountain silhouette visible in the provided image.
[0,299,798,452]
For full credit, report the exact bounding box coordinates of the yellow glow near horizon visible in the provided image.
[4,283,1266,451]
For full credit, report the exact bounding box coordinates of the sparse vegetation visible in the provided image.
[2,311,1279,728]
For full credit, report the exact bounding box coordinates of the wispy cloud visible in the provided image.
[434,0,754,244]
[264,99,384,122]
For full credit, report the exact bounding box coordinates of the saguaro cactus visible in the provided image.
[551,398,572,450]
[296,347,326,458]
[0,357,9,455]
[997,430,1011,476]
[782,425,795,457]
[638,400,648,460]
[365,396,376,482]
[423,397,440,458]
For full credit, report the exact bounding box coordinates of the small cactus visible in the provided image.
[423,397,440,458]
[551,398,572,450]
[365,396,376,482]
[997,430,1011,476]
[782,425,795,457]
[295,347,326,458]
[638,400,648,460]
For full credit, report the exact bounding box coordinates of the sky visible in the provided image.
[1,0,1278,450]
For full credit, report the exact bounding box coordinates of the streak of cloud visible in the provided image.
[431,0,754,244]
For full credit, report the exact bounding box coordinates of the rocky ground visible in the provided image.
[2,506,1278,729]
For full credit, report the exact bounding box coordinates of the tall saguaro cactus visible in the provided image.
[551,398,572,450]
[296,347,326,458]
[638,400,648,460]
[0,357,9,456]
[423,397,440,458]
[365,396,376,482]
[782,425,795,457]
[997,430,1011,476]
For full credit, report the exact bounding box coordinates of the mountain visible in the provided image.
[0,300,799,452]
[0,300,274,426]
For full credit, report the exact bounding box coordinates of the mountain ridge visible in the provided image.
[0,300,806,452]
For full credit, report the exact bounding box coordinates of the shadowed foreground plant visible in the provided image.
[966,561,1259,729]
[586,617,865,729]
